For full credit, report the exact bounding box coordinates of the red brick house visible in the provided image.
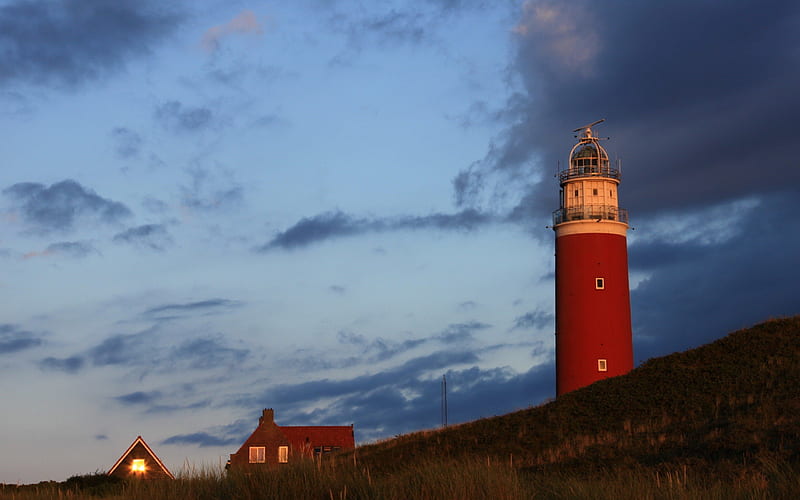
[107,435,174,479]
[228,408,355,469]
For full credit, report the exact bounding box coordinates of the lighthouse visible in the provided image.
[552,119,633,396]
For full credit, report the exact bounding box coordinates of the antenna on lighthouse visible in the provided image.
[573,118,605,136]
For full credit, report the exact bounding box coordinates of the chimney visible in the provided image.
[259,408,274,426]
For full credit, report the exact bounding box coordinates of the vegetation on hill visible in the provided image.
[3,316,800,498]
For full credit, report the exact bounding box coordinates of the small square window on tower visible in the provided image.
[595,277,605,289]
[598,359,608,372]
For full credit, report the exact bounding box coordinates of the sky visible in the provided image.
[1,0,799,484]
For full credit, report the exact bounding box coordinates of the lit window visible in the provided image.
[598,359,608,372]
[595,278,605,289]
[278,446,289,463]
[131,459,146,473]
[249,446,266,463]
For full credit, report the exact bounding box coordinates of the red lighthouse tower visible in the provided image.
[553,119,633,396]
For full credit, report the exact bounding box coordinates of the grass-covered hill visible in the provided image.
[351,316,800,476]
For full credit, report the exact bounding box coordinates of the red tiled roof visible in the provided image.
[280,426,354,450]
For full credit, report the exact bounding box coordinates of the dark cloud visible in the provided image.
[111,127,143,159]
[437,321,489,343]
[235,349,481,411]
[162,419,254,448]
[329,285,346,295]
[155,100,215,133]
[3,180,132,233]
[0,1,181,88]
[161,432,241,448]
[95,434,108,441]
[40,325,247,376]
[457,0,800,220]
[269,361,554,442]
[39,355,84,373]
[0,324,43,354]
[169,337,249,370]
[142,298,242,319]
[511,310,553,331]
[113,224,172,251]
[44,241,97,258]
[259,209,493,251]
[115,390,162,406]
[630,192,800,363]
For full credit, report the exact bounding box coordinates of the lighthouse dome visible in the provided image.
[571,143,608,161]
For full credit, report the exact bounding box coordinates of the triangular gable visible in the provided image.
[107,435,175,479]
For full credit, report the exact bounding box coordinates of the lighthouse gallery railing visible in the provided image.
[552,205,629,226]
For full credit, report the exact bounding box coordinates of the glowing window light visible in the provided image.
[131,459,146,473]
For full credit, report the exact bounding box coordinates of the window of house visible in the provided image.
[598,359,608,372]
[131,459,146,472]
[593,188,598,195]
[574,189,579,197]
[278,446,289,463]
[249,446,266,463]
[595,278,605,289]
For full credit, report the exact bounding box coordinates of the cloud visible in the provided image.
[39,355,84,373]
[180,165,243,212]
[201,10,264,53]
[111,127,144,159]
[169,337,249,370]
[162,431,241,447]
[114,390,162,406]
[142,298,242,319]
[259,209,494,251]
[23,241,98,259]
[113,224,172,251]
[154,100,215,133]
[0,324,43,354]
[40,323,247,376]
[0,1,181,88]
[3,180,132,233]
[511,310,553,331]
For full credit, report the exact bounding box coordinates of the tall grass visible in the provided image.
[2,457,799,499]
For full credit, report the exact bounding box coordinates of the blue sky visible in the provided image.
[1,0,799,483]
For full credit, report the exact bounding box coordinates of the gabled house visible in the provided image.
[228,408,355,469]
[107,435,175,480]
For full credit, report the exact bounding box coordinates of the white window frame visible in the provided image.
[249,446,266,463]
[598,359,608,372]
[278,446,289,463]
[595,277,605,290]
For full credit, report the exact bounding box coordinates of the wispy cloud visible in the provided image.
[0,324,44,355]
[113,224,172,251]
[142,299,243,320]
[260,209,494,251]
[201,10,264,53]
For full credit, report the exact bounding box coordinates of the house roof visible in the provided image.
[107,435,175,479]
[281,426,354,449]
